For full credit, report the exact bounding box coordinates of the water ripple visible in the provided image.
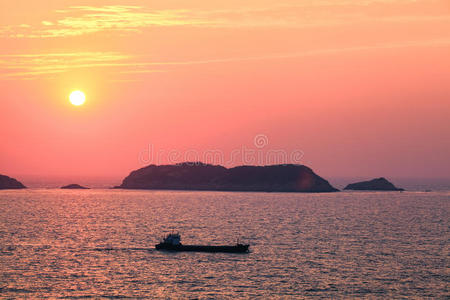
[0,189,448,298]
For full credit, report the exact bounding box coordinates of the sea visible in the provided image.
[0,186,448,298]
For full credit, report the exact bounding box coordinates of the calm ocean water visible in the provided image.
[0,189,448,298]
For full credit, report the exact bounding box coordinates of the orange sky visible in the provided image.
[1,0,449,181]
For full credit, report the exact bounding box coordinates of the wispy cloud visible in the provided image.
[1,1,449,38]
[2,38,449,79]
[0,52,131,77]
[1,6,209,38]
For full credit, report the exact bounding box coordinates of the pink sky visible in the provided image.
[1,0,449,181]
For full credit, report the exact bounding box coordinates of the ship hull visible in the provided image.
[155,243,249,253]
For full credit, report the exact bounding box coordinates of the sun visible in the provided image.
[69,91,86,106]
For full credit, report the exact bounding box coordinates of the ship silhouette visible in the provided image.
[155,233,249,253]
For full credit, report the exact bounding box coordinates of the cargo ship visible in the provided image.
[155,233,249,253]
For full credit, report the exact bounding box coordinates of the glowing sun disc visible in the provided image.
[70,91,86,106]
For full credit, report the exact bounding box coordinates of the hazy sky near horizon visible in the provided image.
[1,0,449,180]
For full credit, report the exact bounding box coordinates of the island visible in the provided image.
[0,174,26,189]
[60,184,90,189]
[344,177,404,191]
[116,162,339,193]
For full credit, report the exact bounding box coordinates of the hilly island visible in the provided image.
[0,174,26,190]
[116,163,338,193]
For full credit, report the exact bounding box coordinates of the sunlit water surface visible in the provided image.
[0,189,448,298]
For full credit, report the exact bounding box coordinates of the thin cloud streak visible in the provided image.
[1,1,449,38]
[2,38,449,79]
[0,52,130,77]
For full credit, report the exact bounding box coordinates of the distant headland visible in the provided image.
[116,162,339,193]
[61,184,90,189]
[344,177,404,191]
[0,174,26,190]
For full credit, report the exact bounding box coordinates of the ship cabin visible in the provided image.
[162,233,181,245]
